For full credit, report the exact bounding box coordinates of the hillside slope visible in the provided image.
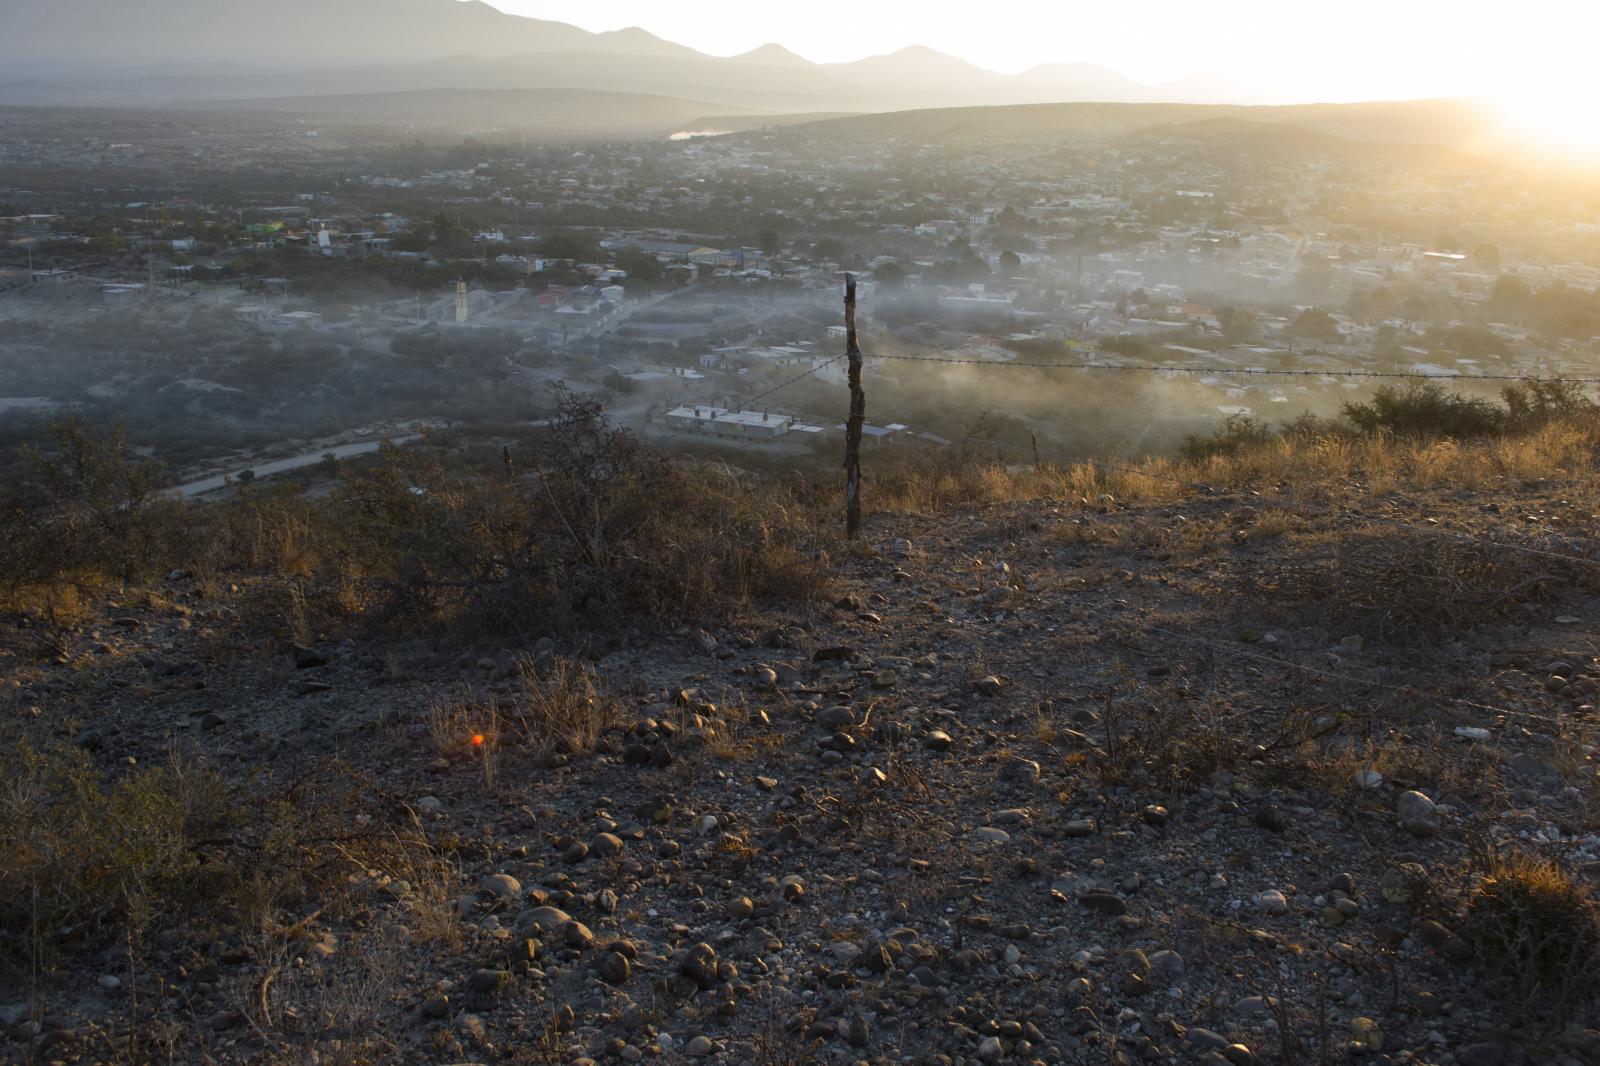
[753,98,1505,155]
[5,425,1600,1062]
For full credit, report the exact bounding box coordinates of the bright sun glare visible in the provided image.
[1493,81,1600,158]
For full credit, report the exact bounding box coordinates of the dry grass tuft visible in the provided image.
[1083,687,1246,794]
[426,692,504,789]
[511,654,624,759]
[1465,844,1600,1019]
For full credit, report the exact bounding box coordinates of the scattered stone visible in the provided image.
[527,905,572,930]
[1148,949,1185,983]
[1348,1016,1383,1052]
[598,951,631,985]
[1457,1043,1506,1066]
[1254,889,1288,915]
[1253,804,1288,833]
[1397,790,1440,837]
[479,873,521,899]
[292,645,329,669]
[1001,757,1041,783]
[677,942,719,989]
[818,705,855,729]
[1079,891,1129,916]
[1224,1043,1257,1066]
[466,969,512,996]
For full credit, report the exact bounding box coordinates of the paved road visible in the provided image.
[169,436,420,498]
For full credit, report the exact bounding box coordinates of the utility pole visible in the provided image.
[843,274,865,538]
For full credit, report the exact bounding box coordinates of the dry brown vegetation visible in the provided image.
[1,394,836,642]
[510,654,626,760]
[0,741,462,1003]
[6,388,1600,1059]
[865,415,1600,516]
[1464,844,1600,1021]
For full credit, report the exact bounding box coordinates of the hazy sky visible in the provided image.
[490,0,1596,101]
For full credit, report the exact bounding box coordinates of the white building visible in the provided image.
[664,405,729,432]
[711,409,793,438]
[663,405,794,438]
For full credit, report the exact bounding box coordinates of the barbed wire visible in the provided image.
[715,334,1600,575]
[737,355,844,408]
[874,353,1600,384]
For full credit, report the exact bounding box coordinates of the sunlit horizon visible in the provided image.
[489,0,1593,89]
[481,0,1600,153]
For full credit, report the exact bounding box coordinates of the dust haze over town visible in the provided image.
[2,0,1598,487]
[6,2,1600,1065]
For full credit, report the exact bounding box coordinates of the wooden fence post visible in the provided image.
[843,274,866,538]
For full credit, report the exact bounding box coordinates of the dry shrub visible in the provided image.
[244,922,407,1065]
[1464,844,1600,1019]
[1085,687,1246,794]
[0,418,199,610]
[1278,723,1503,810]
[511,654,624,758]
[0,737,459,986]
[202,484,330,579]
[0,739,239,973]
[1181,416,1600,500]
[1255,527,1579,641]
[246,760,457,920]
[700,701,758,761]
[329,392,831,636]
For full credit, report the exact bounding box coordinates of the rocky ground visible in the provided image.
[6,476,1600,1065]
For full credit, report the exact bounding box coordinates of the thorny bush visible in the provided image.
[333,390,832,635]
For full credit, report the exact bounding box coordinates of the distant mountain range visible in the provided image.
[0,0,1399,113]
[3,0,1556,163]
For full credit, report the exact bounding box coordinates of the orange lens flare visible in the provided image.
[471,734,485,747]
